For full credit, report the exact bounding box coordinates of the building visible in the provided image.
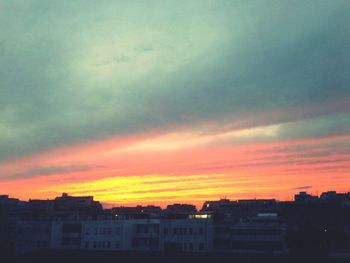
[108,205,162,219]
[4,191,350,255]
[165,204,197,215]
[294,192,318,203]
[15,220,62,253]
[230,213,287,254]
[81,219,161,251]
[0,195,25,254]
[161,213,214,252]
[54,193,102,218]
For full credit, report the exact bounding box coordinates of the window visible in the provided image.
[183,243,188,251]
[115,227,120,235]
[85,241,89,249]
[198,228,204,235]
[107,241,111,248]
[62,224,81,234]
[189,242,193,251]
[115,241,120,249]
[199,243,205,251]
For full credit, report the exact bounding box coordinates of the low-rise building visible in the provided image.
[80,219,161,251]
[230,213,287,254]
[15,220,62,253]
[161,213,214,252]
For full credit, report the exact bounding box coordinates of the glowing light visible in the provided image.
[189,214,212,219]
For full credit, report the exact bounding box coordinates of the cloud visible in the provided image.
[1,164,96,181]
[0,1,349,161]
[292,185,312,190]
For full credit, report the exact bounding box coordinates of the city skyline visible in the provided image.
[1,1,350,207]
[2,189,350,210]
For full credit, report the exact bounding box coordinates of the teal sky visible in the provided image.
[0,1,349,198]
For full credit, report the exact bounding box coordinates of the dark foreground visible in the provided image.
[2,250,350,263]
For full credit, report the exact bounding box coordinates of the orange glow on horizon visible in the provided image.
[0,127,349,208]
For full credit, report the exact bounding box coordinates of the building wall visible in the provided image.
[81,220,129,251]
[229,215,288,254]
[16,221,53,253]
[15,216,287,254]
[80,219,161,251]
[161,218,214,252]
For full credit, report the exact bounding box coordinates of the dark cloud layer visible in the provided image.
[293,186,312,190]
[0,1,349,161]
[0,164,93,181]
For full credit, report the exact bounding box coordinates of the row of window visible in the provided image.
[135,224,159,234]
[19,239,49,248]
[84,240,120,249]
[83,240,206,251]
[164,227,204,236]
[231,228,282,235]
[85,226,205,236]
[85,227,121,236]
[18,227,49,234]
[183,242,205,251]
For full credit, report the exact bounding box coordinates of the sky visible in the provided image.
[0,0,349,207]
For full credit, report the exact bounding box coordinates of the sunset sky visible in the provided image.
[0,1,349,207]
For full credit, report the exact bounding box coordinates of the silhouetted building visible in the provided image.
[0,195,25,254]
[54,193,102,218]
[202,199,237,212]
[165,204,197,214]
[294,192,318,203]
[108,205,162,219]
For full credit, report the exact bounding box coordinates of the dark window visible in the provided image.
[198,228,203,235]
[62,224,82,234]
